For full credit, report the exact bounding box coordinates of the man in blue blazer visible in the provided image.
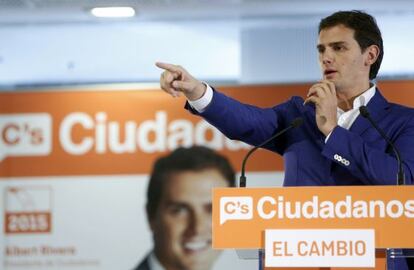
[156,10,414,186]
[156,10,414,270]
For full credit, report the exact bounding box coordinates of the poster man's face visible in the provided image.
[150,169,229,270]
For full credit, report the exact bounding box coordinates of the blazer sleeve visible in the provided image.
[321,123,414,185]
[189,89,292,152]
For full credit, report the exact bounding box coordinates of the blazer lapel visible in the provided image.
[350,88,390,135]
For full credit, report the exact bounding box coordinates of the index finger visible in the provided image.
[307,83,326,97]
[155,62,183,73]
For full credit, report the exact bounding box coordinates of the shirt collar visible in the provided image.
[338,84,376,113]
[148,252,166,270]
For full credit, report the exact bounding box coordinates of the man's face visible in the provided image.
[317,24,371,92]
[150,169,229,270]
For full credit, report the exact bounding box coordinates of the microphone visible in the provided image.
[239,117,303,187]
[359,106,405,185]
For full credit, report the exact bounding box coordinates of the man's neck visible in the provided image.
[337,82,371,111]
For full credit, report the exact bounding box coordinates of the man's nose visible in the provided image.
[321,50,334,65]
[187,211,209,235]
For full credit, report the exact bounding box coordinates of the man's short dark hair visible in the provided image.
[319,10,383,80]
[146,146,236,220]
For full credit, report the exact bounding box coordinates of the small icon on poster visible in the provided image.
[0,113,52,162]
[4,186,52,234]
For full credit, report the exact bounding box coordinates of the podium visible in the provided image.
[212,186,414,269]
[236,249,390,270]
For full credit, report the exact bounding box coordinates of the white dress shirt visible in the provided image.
[148,252,165,270]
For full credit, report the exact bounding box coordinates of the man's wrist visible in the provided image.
[186,82,207,101]
[187,83,213,113]
[324,125,337,143]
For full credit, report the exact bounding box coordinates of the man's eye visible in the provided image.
[333,45,344,51]
[169,205,188,215]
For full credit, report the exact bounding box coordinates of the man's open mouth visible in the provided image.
[324,70,337,75]
[183,240,210,252]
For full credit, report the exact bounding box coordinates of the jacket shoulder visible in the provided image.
[132,255,151,270]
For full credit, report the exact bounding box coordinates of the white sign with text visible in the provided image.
[265,229,375,268]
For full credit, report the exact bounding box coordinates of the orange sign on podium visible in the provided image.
[212,186,414,269]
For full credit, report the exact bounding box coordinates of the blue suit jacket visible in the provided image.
[193,88,414,186]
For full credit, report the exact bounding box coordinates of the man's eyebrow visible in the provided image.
[165,200,186,204]
[317,41,347,50]
[328,41,347,46]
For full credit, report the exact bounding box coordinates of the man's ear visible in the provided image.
[365,44,380,66]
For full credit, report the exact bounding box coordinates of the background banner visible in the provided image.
[1,81,414,270]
